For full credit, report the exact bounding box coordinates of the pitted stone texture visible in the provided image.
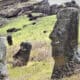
[51,61,80,80]
[50,7,79,61]
[13,42,32,67]
[57,7,79,19]
[0,37,8,80]
[50,7,79,79]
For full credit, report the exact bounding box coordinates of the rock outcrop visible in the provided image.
[0,0,79,27]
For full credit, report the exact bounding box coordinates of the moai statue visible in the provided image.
[49,7,79,79]
[0,33,13,80]
[13,42,32,67]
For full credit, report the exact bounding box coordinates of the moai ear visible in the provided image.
[7,35,13,46]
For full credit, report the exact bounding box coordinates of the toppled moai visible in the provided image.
[13,42,32,67]
[49,7,80,79]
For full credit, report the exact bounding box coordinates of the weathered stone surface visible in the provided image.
[64,0,79,8]
[50,1,79,15]
[0,8,21,18]
[0,0,79,19]
[49,7,79,79]
[50,4,59,15]
[0,37,8,80]
[33,0,50,15]
[73,45,80,63]
[13,42,32,67]
[7,35,13,46]
[51,61,80,79]
[17,0,29,3]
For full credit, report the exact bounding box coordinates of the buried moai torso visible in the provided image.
[13,42,32,67]
[49,7,80,79]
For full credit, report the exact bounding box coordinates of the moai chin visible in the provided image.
[49,7,79,79]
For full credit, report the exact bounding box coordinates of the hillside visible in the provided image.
[0,14,80,80]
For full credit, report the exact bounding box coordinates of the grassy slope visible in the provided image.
[0,14,80,80]
[0,15,56,80]
[0,15,56,44]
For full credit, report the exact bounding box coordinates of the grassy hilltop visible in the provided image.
[0,13,80,80]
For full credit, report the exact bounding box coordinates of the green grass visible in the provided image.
[8,60,54,80]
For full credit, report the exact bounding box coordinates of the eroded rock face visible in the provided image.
[49,7,79,79]
[0,8,21,18]
[13,42,32,67]
[50,1,79,15]
[64,0,79,8]
[0,37,8,80]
